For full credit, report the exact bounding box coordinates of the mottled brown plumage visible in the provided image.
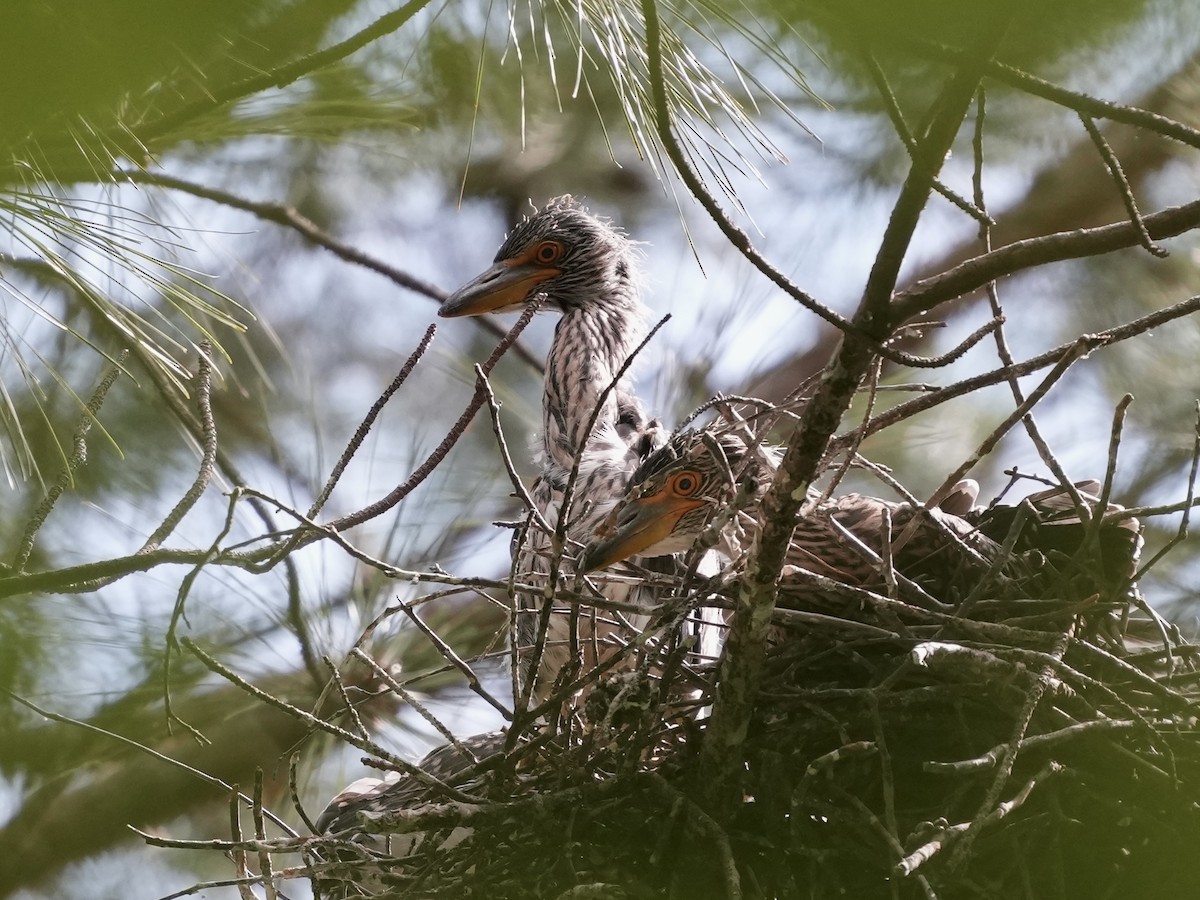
[581,420,1146,623]
[315,732,509,897]
[965,478,1143,587]
[581,425,998,589]
[317,732,506,837]
[440,197,678,703]
[314,200,683,885]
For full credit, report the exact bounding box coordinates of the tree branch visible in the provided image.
[694,13,1012,814]
[894,195,1200,320]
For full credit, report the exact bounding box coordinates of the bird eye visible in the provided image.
[669,471,700,496]
[533,240,563,264]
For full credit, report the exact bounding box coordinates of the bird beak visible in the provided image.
[438,259,560,317]
[580,492,705,572]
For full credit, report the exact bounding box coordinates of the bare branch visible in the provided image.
[308,323,436,520]
[863,52,992,226]
[1078,114,1168,258]
[894,197,1200,320]
[841,291,1200,446]
[135,342,217,556]
[125,172,543,372]
[328,302,539,532]
[182,638,488,805]
[694,13,1012,814]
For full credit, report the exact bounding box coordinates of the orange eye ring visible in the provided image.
[533,240,563,264]
[668,471,701,497]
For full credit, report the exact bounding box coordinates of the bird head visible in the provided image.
[439,195,640,318]
[580,429,772,571]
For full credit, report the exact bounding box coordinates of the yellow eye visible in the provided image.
[669,471,701,497]
[533,240,563,264]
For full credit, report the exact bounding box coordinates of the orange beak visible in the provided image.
[580,492,705,572]
[438,258,560,318]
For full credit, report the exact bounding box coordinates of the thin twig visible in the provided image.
[476,364,554,536]
[164,485,243,742]
[139,342,218,554]
[638,1,854,340]
[895,761,1063,878]
[308,324,436,520]
[924,719,1140,774]
[864,53,992,226]
[322,656,370,740]
[253,768,279,900]
[229,784,254,900]
[401,606,512,719]
[846,293,1200,445]
[328,302,539,532]
[182,638,488,805]
[289,752,320,836]
[945,624,1074,871]
[894,198,1200,320]
[152,870,315,900]
[348,647,476,757]
[1131,401,1200,582]
[1077,114,1168,257]
[923,337,1099,511]
[889,315,1002,369]
[6,689,296,834]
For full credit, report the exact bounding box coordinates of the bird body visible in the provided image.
[582,426,996,591]
[439,196,672,703]
[312,198,671,893]
[581,420,1145,646]
[965,479,1142,588]
[317,732,505,837]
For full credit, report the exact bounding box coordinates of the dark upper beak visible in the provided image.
[438,259,560,318]
[580,492,702,572]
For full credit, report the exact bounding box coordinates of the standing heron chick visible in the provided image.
[438,196,688,705]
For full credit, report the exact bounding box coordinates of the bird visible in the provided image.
[439,195,663,472]
[580,422,1003,594]
[438,196,705,706]
[314,732,508,896]
[312,198,699,893]
[580,417,1145,641]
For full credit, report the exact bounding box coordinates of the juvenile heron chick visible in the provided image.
[581,427,1001,589]
[315,732,508,897]
[962,478,1143,588]
[438,197,680,704]
[582,427,1143,602]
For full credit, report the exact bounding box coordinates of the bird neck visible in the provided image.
[542,294,647,474]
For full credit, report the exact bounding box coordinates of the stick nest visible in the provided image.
[312,544,1200,900]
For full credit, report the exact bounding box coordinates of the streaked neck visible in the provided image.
[542,295,646,473]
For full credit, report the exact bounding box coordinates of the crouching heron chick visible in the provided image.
[581,427,997,592]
